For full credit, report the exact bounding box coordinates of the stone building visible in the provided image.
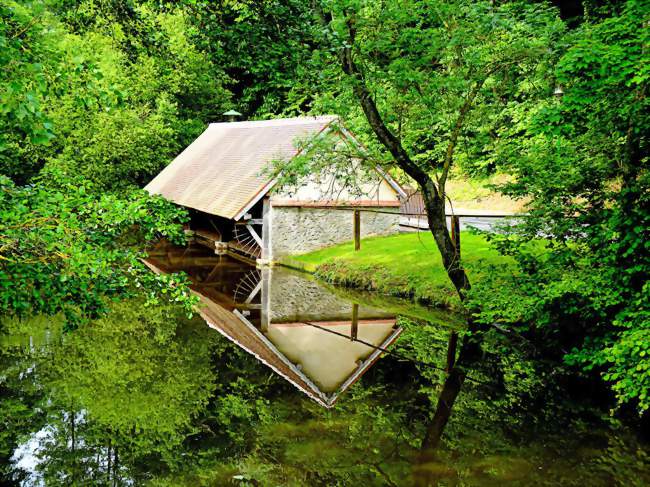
[145,116,405,264]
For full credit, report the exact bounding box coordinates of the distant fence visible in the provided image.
[399,189,520,232]
[400,188,426,217]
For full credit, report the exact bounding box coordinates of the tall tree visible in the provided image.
[470,0,649,415]
[311,0,562,299]
[273,0,564,451]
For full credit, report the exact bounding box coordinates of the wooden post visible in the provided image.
[260,267,271,333]
[353,210,361,251]
[261,197,271,262]
[351,303,359,341]
[445,331,458,372]
[450,215,461,258]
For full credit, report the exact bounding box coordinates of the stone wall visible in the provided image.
[269,206,399,259]
[268,268,393,323]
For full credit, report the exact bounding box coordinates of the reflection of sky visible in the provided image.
[12,425,53,486]
[10,411,133,485]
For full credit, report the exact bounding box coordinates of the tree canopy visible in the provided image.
[469,0,649,414]
[0,0,647,452]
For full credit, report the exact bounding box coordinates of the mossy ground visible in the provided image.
[288,231,508,308]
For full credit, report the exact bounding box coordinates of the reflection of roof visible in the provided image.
[268,320,398,393]
[142,255,403,408]
[196,293,333,406]
[198,295,401,407]
[145,116,337,220]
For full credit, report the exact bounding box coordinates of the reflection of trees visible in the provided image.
[2,311,647,486]
[402,320,650,487]
[2,302,217,485]
[1,315,61,485]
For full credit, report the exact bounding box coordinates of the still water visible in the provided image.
[146,244,406,405]
[1,244,648,486]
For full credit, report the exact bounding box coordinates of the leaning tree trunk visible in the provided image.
[420,182,470,297]
[339,18,470,299]
[336,17,481,457]
[417,186,481,453]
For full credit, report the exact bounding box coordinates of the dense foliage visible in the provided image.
[0,172,196,328]
[0,0,226,325]
[307,0,564,176]
[469,0,649,414]
[0,1,647,479]
[0,0,230,187]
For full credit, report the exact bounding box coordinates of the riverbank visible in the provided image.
[286,232,506,308]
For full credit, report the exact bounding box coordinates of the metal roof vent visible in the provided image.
[223,109,242,122]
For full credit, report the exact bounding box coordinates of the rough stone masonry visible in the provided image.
[269,206,399,259]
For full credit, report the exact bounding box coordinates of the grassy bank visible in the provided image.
[288,232,506,308]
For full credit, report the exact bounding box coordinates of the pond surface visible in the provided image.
[1,243,648,486]
[145,244,406,405]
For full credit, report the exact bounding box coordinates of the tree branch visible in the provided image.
[438,78,486,192]
[339,16,437,197]
[10,15,42,40]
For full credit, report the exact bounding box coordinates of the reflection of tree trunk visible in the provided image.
[445,331,458,372]
[422,360,466,451]
[70,411,75,452]
[107,439,112,485]
[95,449,101,482]
[422,331,480,451]
[113,447,119,487]
[413,335,479,486]
[70,409,77,484]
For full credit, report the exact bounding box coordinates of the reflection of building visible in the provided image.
[267,320,398,394]
[144,117,405,264]
[145,243,401,407]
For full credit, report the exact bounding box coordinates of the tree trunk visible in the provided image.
[421,185,469,298]
[107,439,112,484]
[70,409,76,485]
[414,331,483,486]
[422,367,465,451]
[421,331,481,449]
[335,11,480,457]
[113,447,119,487]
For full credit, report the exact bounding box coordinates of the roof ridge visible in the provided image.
[209,115,338,128]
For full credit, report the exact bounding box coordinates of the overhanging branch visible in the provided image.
[339,16,437,199]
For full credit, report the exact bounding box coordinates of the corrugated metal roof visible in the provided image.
[145,116,337,220]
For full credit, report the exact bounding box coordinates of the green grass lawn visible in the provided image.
[288,231,507,308]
